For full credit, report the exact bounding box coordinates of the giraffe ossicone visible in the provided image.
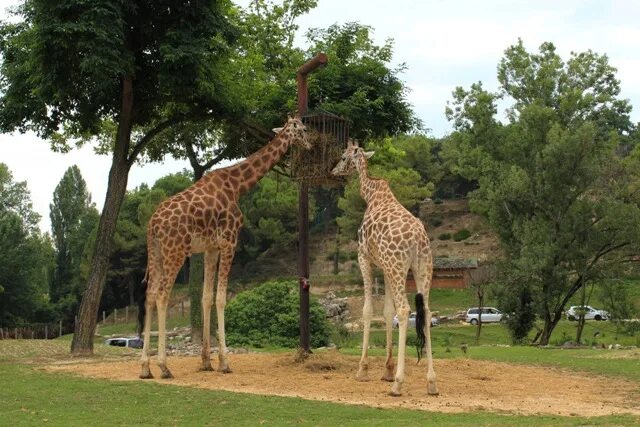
[139,115,310,380]
[331,140,438,397]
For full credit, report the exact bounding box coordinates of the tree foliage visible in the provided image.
[445,40,640,344]
[0,163,55,326]
[49,166,95,302]
[306,22,421,139]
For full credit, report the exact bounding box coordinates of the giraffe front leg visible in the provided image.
[215,248,234,374]
[381,286,395,382]
[356,252,374,382]
[156,296,173,379]
[200,249,219,372]
[139,296,155,379]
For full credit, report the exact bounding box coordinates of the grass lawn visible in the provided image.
[1,341,639,426]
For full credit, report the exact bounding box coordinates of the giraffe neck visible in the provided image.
[232,133,292,194]
[354,155,381,204]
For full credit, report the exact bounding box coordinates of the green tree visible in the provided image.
[0,163,55,326]
[0,0,239,354]
[305,22,420,139]
[445,40,640,345]
[49,166,93,303]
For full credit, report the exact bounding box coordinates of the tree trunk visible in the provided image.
[576,315,586,344]
[71,76,134,356]
[475,290,484,345]
[538,311,562,346]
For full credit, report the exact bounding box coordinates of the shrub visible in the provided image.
[430,217,443,227]
[453,229,471,241]
[438,233,451,240]
[225,280,331,348]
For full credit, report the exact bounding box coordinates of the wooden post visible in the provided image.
[298,183,311,354]
[59,320,63,337]
[14,328,18,339]
[45,324,48,340]
[181,301,185,317]
[103,311,106,324]
[295,53,327,356]
[31,329,35,339]
[125,306,129,323]
[114,308,118,324]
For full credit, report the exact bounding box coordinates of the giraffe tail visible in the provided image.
[137,266,149,338]
[415,293,426,362]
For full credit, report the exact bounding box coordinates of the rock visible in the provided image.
[319,291,350,322]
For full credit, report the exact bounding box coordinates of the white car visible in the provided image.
[566,306,610,321]
[392,312,439,328]
[465,307,504,325]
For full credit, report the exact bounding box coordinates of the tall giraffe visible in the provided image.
[331,140,438,396]
[139,116,310,379]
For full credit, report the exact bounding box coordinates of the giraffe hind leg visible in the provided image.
[381,285,395,382]
[412,255,438,396]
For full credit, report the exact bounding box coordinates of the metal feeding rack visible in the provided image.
[290,108,350,186]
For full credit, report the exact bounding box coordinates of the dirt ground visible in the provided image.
[48,351,640,417]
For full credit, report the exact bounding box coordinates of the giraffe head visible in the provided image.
[331,139,374,176]
[272,115,312,150]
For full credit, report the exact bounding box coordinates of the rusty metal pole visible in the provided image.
[296,53,327,356]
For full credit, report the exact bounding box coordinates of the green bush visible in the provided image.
[430,217,443,227]
[453,229,471,241]
[225,280,331,348]
[438,233,451,240]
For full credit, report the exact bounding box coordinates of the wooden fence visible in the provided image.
[0,300,188,340]
[0,320,73,340]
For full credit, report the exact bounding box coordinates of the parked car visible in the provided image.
[392,312,439,328]
[104,337,143,348]
[465,307,504,325]
[566,305,610,321]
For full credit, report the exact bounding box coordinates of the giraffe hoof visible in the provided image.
[160,370,174,379]
[428,385,440,396]
[355,373,370,382]
[390,382,403,396]
[381,374,394,382]
[199,364,215,372]
[139,372,154,380]
[218,367,232,374]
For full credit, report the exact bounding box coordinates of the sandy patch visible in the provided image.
[46,351,640,417]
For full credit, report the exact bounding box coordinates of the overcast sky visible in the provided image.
[1,0,639,233]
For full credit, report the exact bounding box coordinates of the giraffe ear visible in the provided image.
[272,127,283,133]
[364,151,375,159]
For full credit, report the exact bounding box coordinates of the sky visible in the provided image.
[1,0,640,233]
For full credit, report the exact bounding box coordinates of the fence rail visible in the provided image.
[0,320,73,340]
[0,300,189,340]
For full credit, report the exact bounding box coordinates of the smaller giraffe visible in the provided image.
[139,115,310,380]
[331,140,438,397]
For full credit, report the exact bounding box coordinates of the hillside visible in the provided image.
[232,199,501,293]
[420,199,502,262]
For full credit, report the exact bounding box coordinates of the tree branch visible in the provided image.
[127,116,186,166]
